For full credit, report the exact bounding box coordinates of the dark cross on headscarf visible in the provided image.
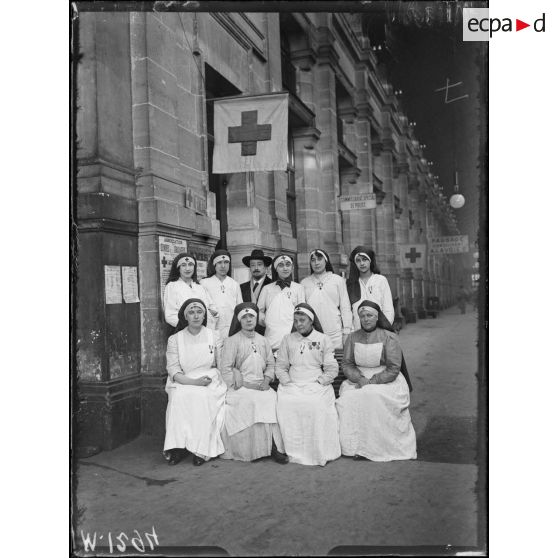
[228,110,271,156]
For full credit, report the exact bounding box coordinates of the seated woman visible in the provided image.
[163,253,219,329]
[219,302,288,464]
[275,303,341,466]
[163,298,227,466]
[336,300,416,462]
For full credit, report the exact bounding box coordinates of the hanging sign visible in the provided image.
[339,193,376,211]
[399,244,426,269]
[429,235,469,254]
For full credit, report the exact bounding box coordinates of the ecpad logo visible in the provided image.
[463,8,546,41]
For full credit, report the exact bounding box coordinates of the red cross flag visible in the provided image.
[212,92,289,174]
[399,244,426,269]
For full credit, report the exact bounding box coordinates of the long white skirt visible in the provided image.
[220,387,285,462]
[336,373,417,462]
[164,369,227,460]
[277,382,341,466]
[220,423,285,462]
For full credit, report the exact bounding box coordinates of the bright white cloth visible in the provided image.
[258,282,305,350]
[301,272,352,349]
[164,327,227,460]
[351,274,395,327]
[275,330,341,466]
[163,279,217,328]
[220,423,285,462]
[200,275,243,338]
[336,333,416,462]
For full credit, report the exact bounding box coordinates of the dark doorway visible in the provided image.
[205,63,241,249]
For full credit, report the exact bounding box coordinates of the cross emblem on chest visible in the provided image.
[228,110,272,156]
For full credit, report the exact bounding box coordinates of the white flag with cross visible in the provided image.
[399,244,426,269]
[212,92,289,174]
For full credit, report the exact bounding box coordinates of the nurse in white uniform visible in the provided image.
[257,254,305,353]
[200,249,243,339]
[300,248,352,350]
[346,246,395,328]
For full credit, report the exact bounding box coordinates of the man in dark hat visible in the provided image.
[240,250,273,335]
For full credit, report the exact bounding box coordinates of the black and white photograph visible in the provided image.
[70,1,489,555]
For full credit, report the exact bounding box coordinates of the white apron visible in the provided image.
[264,287,296,350]
[336,341,416,462]
[224,347,279,436]
[307,281,343,349]
[276,336,341,466]
[164,328,227,459]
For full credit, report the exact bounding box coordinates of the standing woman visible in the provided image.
[200,249,243,339]
[163,298,227,466]
[257,254,305,353]
[163,253,219,328]
[346,246,395,328]
[275,303,341,466]
[300,249,352,350]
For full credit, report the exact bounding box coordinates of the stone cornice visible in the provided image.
[292,126,321,149]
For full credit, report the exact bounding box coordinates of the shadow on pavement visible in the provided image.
[416,415,477,465]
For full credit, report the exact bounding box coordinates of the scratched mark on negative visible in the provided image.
[79,461,178,486]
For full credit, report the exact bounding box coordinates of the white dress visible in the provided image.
[301,272,352,349]
[163,279,217,328]
[275,330,341,466]
[257,282,305,351]
[351,274,395,328]
[219,332,285,461]
[200,275,243,338]
[336,328,416,462]
[164,327,227,460]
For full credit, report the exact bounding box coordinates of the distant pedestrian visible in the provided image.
[163,299,227,466]
[346,246,395,328]
[275,303,341,466]
[257,254,305,352]
[200,249,243,338]
[163,253,218,328]
[457,285,468,314]
[300,249,352,349]
[219,302,288,463]
[239,249,273,335]
[336,300,416,462]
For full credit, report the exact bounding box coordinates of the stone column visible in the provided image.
[76,12,141,451]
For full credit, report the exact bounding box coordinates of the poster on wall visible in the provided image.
[122,266,140,303]
[158,236,187,304]
[104,265,123,304]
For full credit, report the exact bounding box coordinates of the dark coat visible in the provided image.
[240,275,273,335]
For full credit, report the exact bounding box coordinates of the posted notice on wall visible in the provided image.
[104,265,123,304]
[159,236,188,303]
[122,266,140,303]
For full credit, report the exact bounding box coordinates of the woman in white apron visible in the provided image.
[346,246,395,328]
[164,298,227,466]
[257,254,305,352]
[336,300,416,462]
[200,250,243,339]
[300,249,352,350]
[163,253,219,328]
[275,303,341,466]
[219,302,288,463]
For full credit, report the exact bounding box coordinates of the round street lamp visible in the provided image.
[449,171,465,209]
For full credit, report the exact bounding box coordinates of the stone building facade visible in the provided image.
[75,10,463,450]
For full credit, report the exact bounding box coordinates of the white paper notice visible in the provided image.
[122,266,140,303]
[159,236,188,304]
[105,265,122,304]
